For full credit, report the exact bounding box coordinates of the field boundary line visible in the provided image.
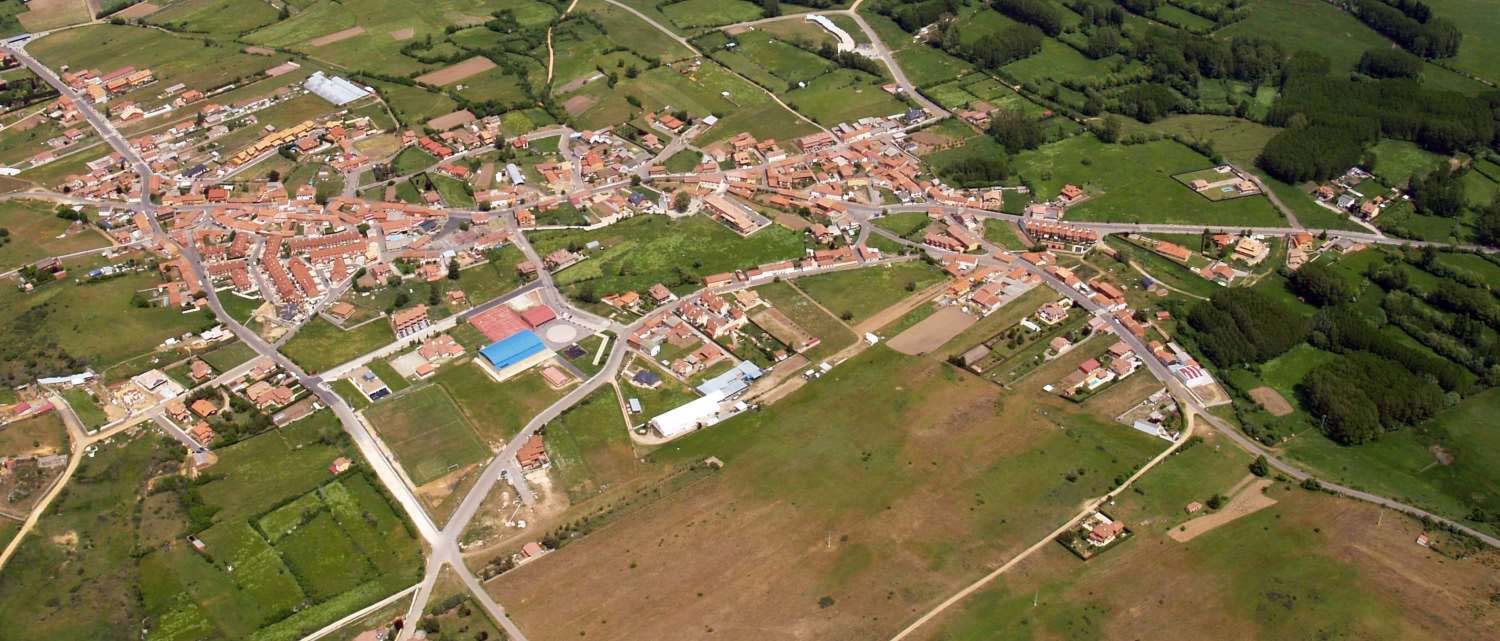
[887,412,1199,641]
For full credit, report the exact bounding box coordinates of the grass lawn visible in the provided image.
[1146,114,1279,168]
[0,201,109,272]
[281,317,393,374]
[219,293,264,324]
[1011,135,1284,226]
[1424,0,1500,84]
[893,45,974,88]
[660,0,762,30]
[365,384,490,485]
[983,219,1029,250]
[60,388,107,428]
[1368,139,1449,187]
[391,147,438,176]
[199,341,259,372]
[793,261,943,323]
[784,68,907,126]
[433,360,565,448]
[542,388,637,502]
[530,214,806,299]
[755,280,856,361]
[664,148,701,173]
[1103,236,1221,299]
[367,80,458,128]
[145,0,281,34]
[873,211,931,238]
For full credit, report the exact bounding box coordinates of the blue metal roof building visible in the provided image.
[480,330,546,370]
[695,361,764,398]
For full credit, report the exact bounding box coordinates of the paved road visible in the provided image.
[874,224,1500,548]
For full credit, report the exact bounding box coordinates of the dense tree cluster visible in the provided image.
[1298,351,1445,444]
[1258,77,1500,181]
[1257,124,1366,183]
[1288,262,1357,307]
[987,108,1045,153]
[935,154,1010,188]
[1343,0,1461,58]
[1408,167,1465,215]
[1316,280,1479,391]
[947,23,1044,69]
[876,0,955,32]
[1111,83,1181,122]
[1183,289,1309,367]
[992,0,1064,36]
[1357,47,1423,79]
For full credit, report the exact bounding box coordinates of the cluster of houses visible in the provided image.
[936,253,1042,316]
[1315,166,1400,221]
[1054,340,1141,397]
[60,65,155,106]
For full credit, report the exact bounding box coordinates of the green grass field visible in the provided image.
[793,260,943,323]
[543,387,636,502]
[784,68,907,126]
[1368,139,1449,187]
[754,280,856,361]
[660,0,762,30]
[434,360,565,447]
[1011,135,1285,227]
[60,387,107,428]
[1147,114,1280,169]
[146,0,282,35]
[365,384,490,484]
[1282,389,1500,538]
[0,201,109,273]
[1220,0,1390,72]
[281,317,393,374]
[529,214,806,299]
[1424,0,1500,85]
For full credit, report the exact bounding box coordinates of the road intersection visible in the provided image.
[4,13,1498,641]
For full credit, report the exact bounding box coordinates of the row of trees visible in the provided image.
[993,0,1065,36]
[1357,47,1423,79]
[1344,0,1461,59]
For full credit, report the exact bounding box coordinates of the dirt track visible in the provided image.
[1169,477,1277,542]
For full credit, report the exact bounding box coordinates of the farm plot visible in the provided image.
[415,56,496,86]
[660,0,762,30]
[29,24,276,98]
[793,260,944,323]
[783,68,907,126]
[0,200,109,272]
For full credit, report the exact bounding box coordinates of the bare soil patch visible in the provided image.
[750,307,816,351]
[887,306,976,355]
[17,0,92,30]
[244,46,275,56]
[1248,386,1293,416]
[774,212,809,231]
[555,72,602,95]
[415,56,495,86]
[112,1,160,18]
[427,109,477,131]
[1428,444,1454,466]
[855,280,944,335]
[390,27,416,40]
[1169,477,1276,542]
[562,94,596,116]
[308,26,367,47]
